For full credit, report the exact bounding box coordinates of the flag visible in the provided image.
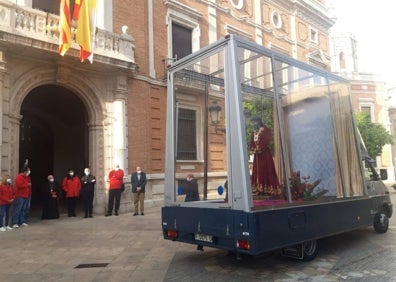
[75,0,97,63]
[72,0,82,20]
[59,0,72,56]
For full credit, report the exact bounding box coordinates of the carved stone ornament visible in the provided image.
[230,0,244,10]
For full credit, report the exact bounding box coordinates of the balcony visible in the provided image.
[0,1,137,72]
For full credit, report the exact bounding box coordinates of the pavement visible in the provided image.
[1,185,395,282]
[0,202,194,282]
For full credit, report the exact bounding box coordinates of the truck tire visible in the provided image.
[374,212,389,234]
[302,239,318,261]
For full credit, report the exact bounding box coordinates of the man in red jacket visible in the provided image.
[105,165,124,216]
[12,167,32,228]
[62,169,81,217]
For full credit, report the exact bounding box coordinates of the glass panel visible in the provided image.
[328,80,364,197]
[165,36,364,210]
[172,47,228,205]
[238,48,285,206]
[277,63,336,202]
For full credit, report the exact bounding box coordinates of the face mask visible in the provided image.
[137,170,141,174]
[26,171,31,176]
[49,178,54,183]
[69,172,74,176]
[85,172,89,176]
[6,179,11,184]
[115,167,119,171]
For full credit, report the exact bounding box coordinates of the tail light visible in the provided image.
[166,230,179,239]
[237,239,250,250]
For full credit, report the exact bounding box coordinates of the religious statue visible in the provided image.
[249,117,282,197]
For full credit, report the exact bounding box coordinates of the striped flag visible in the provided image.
[74,0,97,63]
[59,0,72,56]
[72,0,82,20]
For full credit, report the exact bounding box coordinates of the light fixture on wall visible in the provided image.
[208,101,226,134]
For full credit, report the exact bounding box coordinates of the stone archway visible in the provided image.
[7,66,109,215]
[19,85,88,215]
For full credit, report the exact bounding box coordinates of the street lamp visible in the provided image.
[208,101,226,134]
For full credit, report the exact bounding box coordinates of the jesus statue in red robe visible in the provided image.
[249,118,282,197]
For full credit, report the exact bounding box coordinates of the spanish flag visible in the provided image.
[59,0,72,56]
[74,0,97,63]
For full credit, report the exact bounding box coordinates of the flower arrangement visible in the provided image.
[289,171,328,201]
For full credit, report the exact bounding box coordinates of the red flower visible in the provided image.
[288,171,324,201]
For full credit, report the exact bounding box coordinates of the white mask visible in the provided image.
[49,178,54,183]
[26,171,31,176]
[69,172,74,176]
[6,178,12,184]
[137,170,141,174]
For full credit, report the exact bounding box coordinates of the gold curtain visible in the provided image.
[273,99,284,187]
[330,85,364,197]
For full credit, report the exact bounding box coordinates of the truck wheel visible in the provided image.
[302,240,317,261]
[374,212,389,233]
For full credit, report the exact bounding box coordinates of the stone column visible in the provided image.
[388,107,396,180]
[89,123,107,214]
[113,75,130,212]
[112,99,127,170]
[8,114,22,178]
[0,49,7,174]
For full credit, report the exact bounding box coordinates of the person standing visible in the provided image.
[106,165,124,216]
[184,174,200,202]
[131,166,147,216]
[62,169,81,217]
[0,175,15,231]
[81,168,96,218]
[12,166,32,228]
[41,175,61,220]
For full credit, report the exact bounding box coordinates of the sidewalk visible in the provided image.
[0,204,190,282]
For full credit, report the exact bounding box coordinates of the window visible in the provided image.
[339,51,346,69]
[271,11,282,29]
[32,1,112,31]
[230,0,244,10]
[33,0,75,15]
[165,1,202,62]
[172,23,192,61]
[177,108,197,160]
[361,106,372,120]
[309,27,318,43]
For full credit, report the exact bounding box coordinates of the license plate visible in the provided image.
[194,233,213,243]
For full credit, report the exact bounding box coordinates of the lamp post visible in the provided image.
[208,101,226,134]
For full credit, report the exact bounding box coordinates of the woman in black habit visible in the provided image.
[41,174,61,219]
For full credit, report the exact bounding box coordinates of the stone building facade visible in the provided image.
[386,87,396,180]
[330,32,394,181]
[0,0,334,214]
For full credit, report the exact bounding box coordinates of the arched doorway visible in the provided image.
[19,85,88,217]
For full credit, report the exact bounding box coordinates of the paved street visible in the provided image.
[1,191,396,282]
